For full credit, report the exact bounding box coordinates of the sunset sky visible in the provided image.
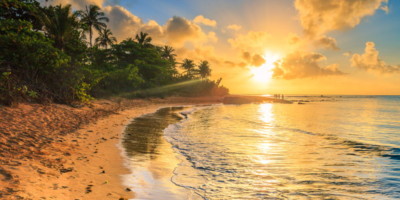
[43,0,400,95]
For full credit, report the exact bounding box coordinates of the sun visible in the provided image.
[250,52,281,83]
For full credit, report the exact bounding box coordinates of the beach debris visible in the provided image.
[85,184,93,193]
[59,167,73,173]
[100,170,105,174]
[0,168,13,181]
[36,168,45,174]
[125,188,131,192]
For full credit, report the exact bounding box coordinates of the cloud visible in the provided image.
[164,16,212,46]
[294,0,387,50]
[295,0,387,37]
[42,0,217,48]
[273,51,344,79]
[242,52,265,67]
[102,9,217,47]
[41,0,105,9]
[228,31,271,52]
[314,36,339,50]
[193,15,217,27]
[343,52,352,57]
[226,24,242,31]
[102,5,142,40]
[351,42,400,73]
[380,5,389,13]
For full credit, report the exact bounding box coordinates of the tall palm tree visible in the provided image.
[39,4,78,50]
[135,32,152,47]
[95,28,116,49]
[198,60,212,79]
[76,5,109,47]
[181,59,196,78]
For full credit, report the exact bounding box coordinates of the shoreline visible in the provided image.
[0,97,222,199]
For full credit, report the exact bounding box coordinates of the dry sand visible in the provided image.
[0,97,222,200]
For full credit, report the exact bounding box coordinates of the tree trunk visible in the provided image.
[89,27,92,47]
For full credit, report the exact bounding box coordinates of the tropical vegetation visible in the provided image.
[0,0,229,106]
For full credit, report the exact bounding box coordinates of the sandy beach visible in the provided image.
[0,97,222,200]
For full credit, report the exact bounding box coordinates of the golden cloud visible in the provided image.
[193,15,217,27]
[242,52,265,67]
[102,5,142,40]
[226,24,242,31]
[351,42,400,73]
[42,0,217,48]
[294,0,387,50]
[273,51,344,79]
[314,36,339,50]
[228,31,271,52]
[295,0,387,36]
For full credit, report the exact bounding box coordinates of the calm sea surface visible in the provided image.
[122,96,400,200]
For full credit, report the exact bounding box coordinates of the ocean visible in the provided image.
[122,95,400,200]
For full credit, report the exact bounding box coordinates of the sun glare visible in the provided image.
[250,52,281,84]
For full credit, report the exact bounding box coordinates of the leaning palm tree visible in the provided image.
[39,4,79,50]
[135,32,152,47]
[181,59,196,78]
[76,5,109,47]
[95,28,116,49]
[198,60,212,79]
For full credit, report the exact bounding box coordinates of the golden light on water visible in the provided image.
[259,103,274,125]
[250,52,282,84]
[256,103,275,165]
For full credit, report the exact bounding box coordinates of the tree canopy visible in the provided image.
[0,0,229,106]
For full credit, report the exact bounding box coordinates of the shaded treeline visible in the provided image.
[0,0,229,106]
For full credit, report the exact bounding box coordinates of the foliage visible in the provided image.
[198,60,212,79]
[76,5,108,47]
[95,28,116,49]
[0,0,229,106]
[135,31,152,47]
[0,0,41,28]
[0,19,90,104]
[181,59,196,79]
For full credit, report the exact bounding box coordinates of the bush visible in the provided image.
[0,19,92,104]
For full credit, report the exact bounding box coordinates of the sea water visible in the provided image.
[122,96,400,200]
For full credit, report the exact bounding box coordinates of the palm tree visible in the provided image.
[95,28,116,49]
[161,45,177,63]
[76,5,109,47]
[135,32,152,47]
[181,59,196,78]
[39,4,78,50]
[198,60,212,79]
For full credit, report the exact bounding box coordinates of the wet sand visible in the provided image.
[0,97,222,199]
